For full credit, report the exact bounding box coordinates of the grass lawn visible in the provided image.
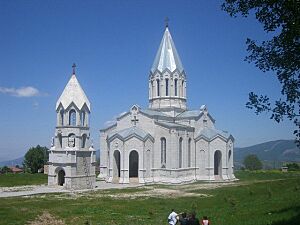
[0,171,299,225]
[0,173,47,187]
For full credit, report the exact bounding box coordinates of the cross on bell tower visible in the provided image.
[72,63,76,75]
[165,17,169,27]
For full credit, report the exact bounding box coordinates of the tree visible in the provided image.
[1,166,12,174]
[23,145,49,173]
[222,0,300,146]
[243,154,262,170]
[286,162,300,171]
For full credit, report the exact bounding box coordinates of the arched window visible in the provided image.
[68,133,76,147]
[182,80,184,97]
[188,138,191,167]
[81,134,87,148]
[179,137,183,168]
[156,79,160,96]
[60,109,64,126]
[69,109,76,126]
[80,111,85,126]
[161,137,166,167]
[174,79,178,96]
[228,150,232,162]
[165,78,169,96]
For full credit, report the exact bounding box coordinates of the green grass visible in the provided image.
[0,173,47,187]
[0,171,299,225]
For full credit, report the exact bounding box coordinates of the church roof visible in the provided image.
[196,127,233,141]
[140,108,170,118]
[107,126,154,142]
[176,110,202,118]
[151,27,184,73]
[155,121,194,131]
[56,74,91,111]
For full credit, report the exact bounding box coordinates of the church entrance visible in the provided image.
[214,150,222,179]
[129,150,139,181]
[57,169,65,186]
[113,150,121,183]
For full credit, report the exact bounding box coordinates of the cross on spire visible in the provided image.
[72,63,76,75]
[131,116,139,126]
[165,17,169,28]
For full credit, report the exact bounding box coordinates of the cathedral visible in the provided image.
[98,26,235,184]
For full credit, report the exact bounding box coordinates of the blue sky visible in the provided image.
[0,0,295,161]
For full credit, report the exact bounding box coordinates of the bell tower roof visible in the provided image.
[56,71,91,111]
[151,26,184,73]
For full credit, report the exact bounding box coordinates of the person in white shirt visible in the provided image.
[168,209,179,225]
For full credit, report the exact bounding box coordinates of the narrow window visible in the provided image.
[151,80,154,98]
[165,78,169,96]
[182,80,184,97]
[58,133,62,148]
[80,111,85,126]
[60,110,64,126]
[81,134,87,148]
[161,137,166,167]
[69,109,76,126]
[188,138,191,167]
[174,79,178,96]
[157,79,160,96]
[179,137,183,168]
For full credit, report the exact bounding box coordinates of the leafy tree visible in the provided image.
[1,166,12,174]
[244,154,262,170]
[222,0,300,146]
[23,145,49,173]
[286,162,300,171]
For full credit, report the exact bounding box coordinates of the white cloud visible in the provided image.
[33,101,39,108]
[0,86,47,97]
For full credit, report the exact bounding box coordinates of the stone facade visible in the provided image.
[99,26,235,184]
[48,70,96,189]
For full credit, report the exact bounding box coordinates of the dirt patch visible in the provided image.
[89,187,212,199]
[27,211,66,225]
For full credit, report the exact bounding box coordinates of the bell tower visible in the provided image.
[48,64,96,189]
[149,24,187,111]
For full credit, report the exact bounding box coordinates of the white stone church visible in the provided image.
[47,25,235,189]
[98,26,235,184]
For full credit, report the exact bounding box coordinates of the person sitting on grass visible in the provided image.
[187,212,199,225]
[178,212,188,225]
[201,216,210,225]
[168,209,179,225]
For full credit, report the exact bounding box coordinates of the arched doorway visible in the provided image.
[214,151,222,178]
[113,150,121,182]
[57,169,65,186]
[129,150,139,178]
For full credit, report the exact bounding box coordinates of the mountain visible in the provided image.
[0,156,24,167]
[234,140,300,163]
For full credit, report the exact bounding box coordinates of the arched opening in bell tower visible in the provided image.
[57,169,65,186]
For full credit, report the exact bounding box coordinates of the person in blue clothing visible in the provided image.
[178,212,188,225]
[187,212,200,225]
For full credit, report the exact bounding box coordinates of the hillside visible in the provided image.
[234,140,300,163]
[0,156,24,167]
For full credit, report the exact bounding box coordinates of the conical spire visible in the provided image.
[56,73,91,111]
[151,27,184,73]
